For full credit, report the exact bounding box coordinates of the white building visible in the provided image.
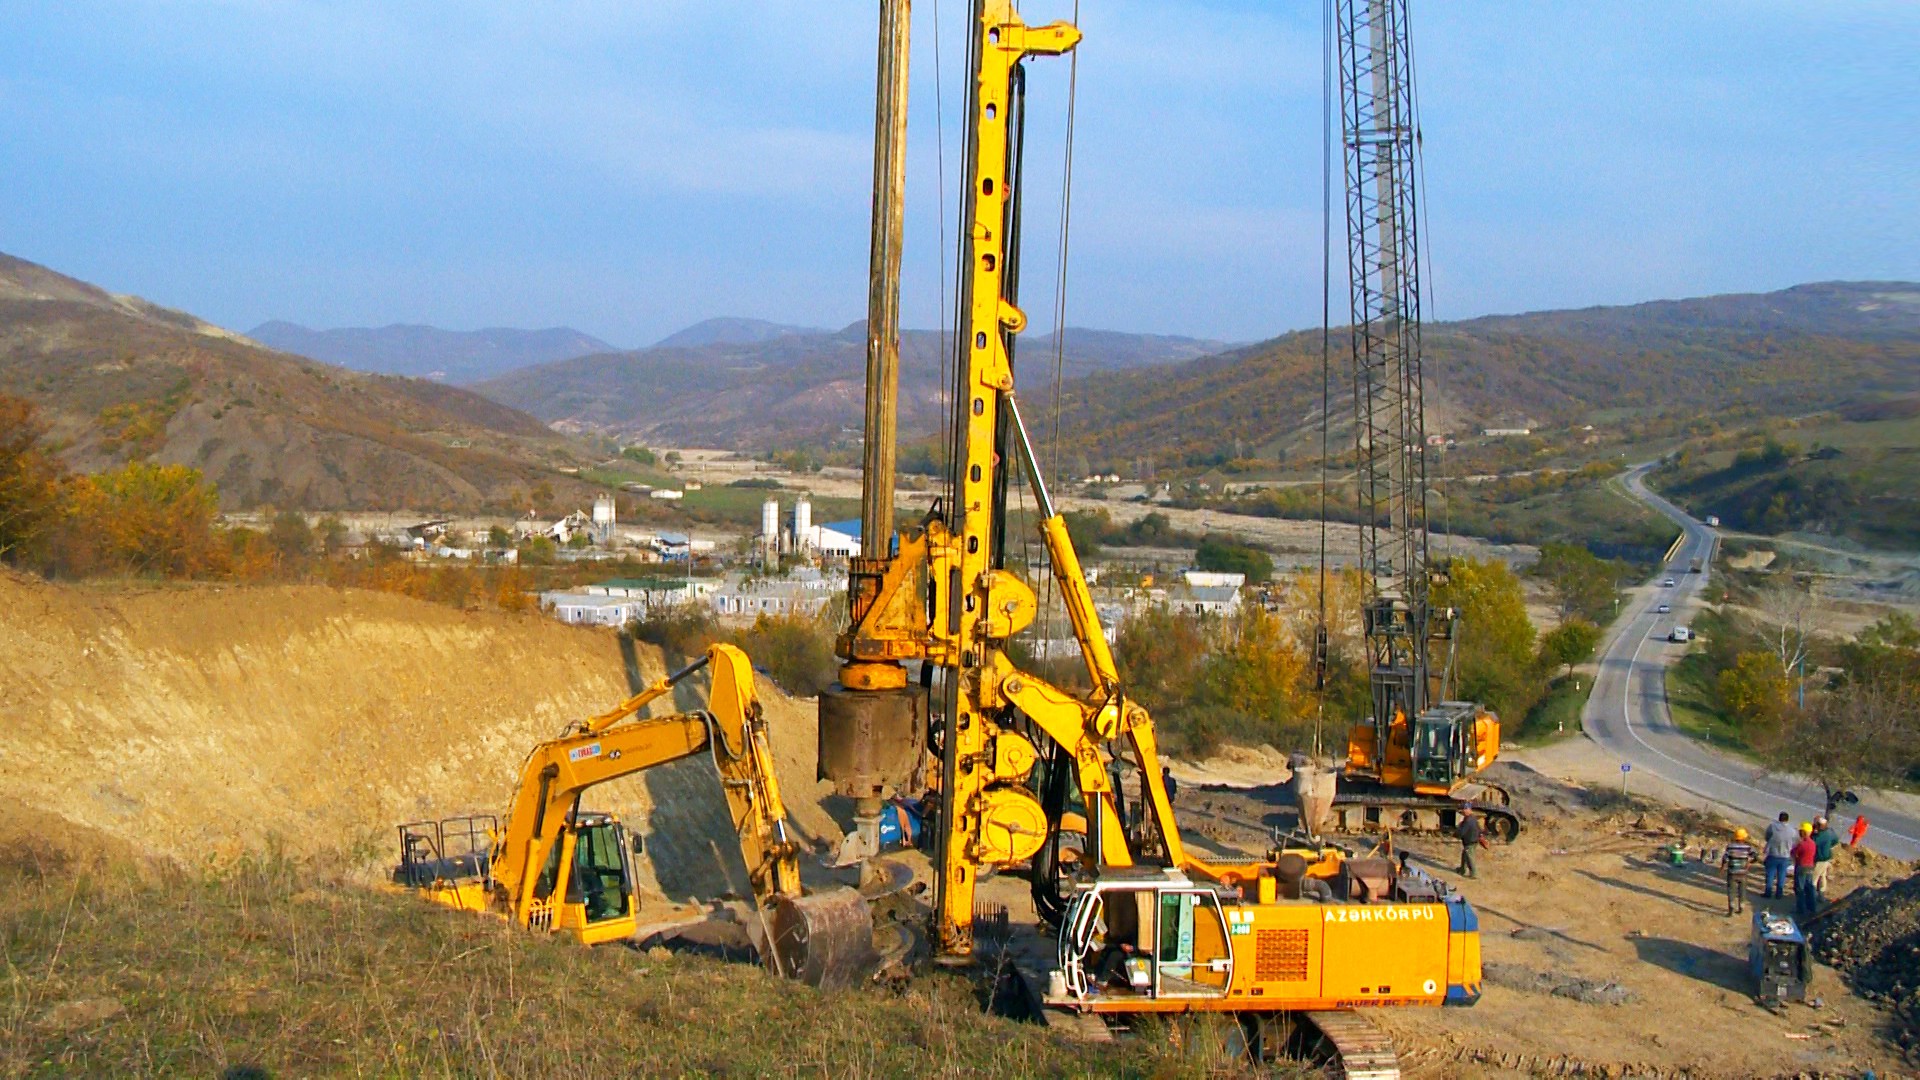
[1165,584,1242,618]
[801,519,862,557]
[1182,571,1246,589]
[543,594,643,627]
[709,573,838,620]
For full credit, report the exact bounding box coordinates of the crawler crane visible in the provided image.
[1322,0,1518,842]
[815,0,1483,1064]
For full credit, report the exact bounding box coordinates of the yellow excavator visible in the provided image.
[393,643,877,985]
[812,0,1482,1061]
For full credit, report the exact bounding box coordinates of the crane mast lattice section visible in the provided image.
[1337,0,1440,725]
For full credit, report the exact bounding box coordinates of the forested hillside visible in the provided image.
[1051,282,1920,471]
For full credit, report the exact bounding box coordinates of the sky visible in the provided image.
[3,1,1916,347]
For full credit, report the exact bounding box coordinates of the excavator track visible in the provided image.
[1328,781,1521,842]
[1293,1010,1401,1079]
[1012,963,1402,1080]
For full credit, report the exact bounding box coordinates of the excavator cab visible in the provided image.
[1409,710,1459,789]
[526,811,640,943]
[1411,703,1494,794]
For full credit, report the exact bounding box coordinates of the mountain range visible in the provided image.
[8,247,1914,512]
[1047,281,1920,470]
[248,321,615,383]
[465,282,1920,459]
[474,323,1230,447]
[0,253,589,510]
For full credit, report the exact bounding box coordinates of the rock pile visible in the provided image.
[1810,871,1920,1060]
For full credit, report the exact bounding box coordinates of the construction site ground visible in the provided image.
[1167,756,1916,1079]
[4,570,1913,1078]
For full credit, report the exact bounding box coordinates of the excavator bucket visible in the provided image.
[766,888,880,989]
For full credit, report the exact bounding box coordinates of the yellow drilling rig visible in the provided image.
[814,0,1483,1062]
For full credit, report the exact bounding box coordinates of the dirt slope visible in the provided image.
[0,571,842,902]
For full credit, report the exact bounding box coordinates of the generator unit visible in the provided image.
[1749,911,1812,1001]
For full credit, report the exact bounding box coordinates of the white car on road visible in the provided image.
[1656,603,1671,614]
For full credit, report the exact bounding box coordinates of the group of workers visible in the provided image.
[1720,812,1869,920]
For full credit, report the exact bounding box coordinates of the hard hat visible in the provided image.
[1734,827,1749,841]
[1799,822,1813,833]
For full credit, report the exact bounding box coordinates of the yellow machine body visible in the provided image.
[1345,703,1501,798]
[1053,868,1481,1013]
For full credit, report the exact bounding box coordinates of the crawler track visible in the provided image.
[1013,960,1401,1077]
[1328,780,1521,842]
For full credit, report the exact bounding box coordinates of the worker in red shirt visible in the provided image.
[1849,815,1870,848]
[1791,822,1819,921]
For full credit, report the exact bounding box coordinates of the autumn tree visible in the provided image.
[268,510,314,562]
[1194,534,1273,584]
[1757,576,1818,681]
[316,514,350,555]
[1717,650,1788,728]
[71,462,223,577]
[1539,618,1602,679]
[1533,542,1620,623]
[1431,557,1542,719]
[1764,680,1920,801]
[1116,605,1208,715]
[0,395,67,567]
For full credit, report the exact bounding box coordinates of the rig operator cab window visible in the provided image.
[1057,873,1234,1002]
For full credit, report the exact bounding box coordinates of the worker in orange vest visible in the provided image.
[1849,815,1870,848]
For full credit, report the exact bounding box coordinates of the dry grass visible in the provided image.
[0,843,1225,1078]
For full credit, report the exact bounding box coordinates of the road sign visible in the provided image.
[1621,763,1631,772]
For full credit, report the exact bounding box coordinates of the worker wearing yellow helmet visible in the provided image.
[1722,826,1757,916]
[1791,823,1820,920]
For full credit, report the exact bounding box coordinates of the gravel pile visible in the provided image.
[1810,871,1920,1060]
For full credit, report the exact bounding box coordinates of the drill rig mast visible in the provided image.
[1330,0,1516,840]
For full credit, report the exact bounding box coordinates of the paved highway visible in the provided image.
[1579,464,1920,861]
